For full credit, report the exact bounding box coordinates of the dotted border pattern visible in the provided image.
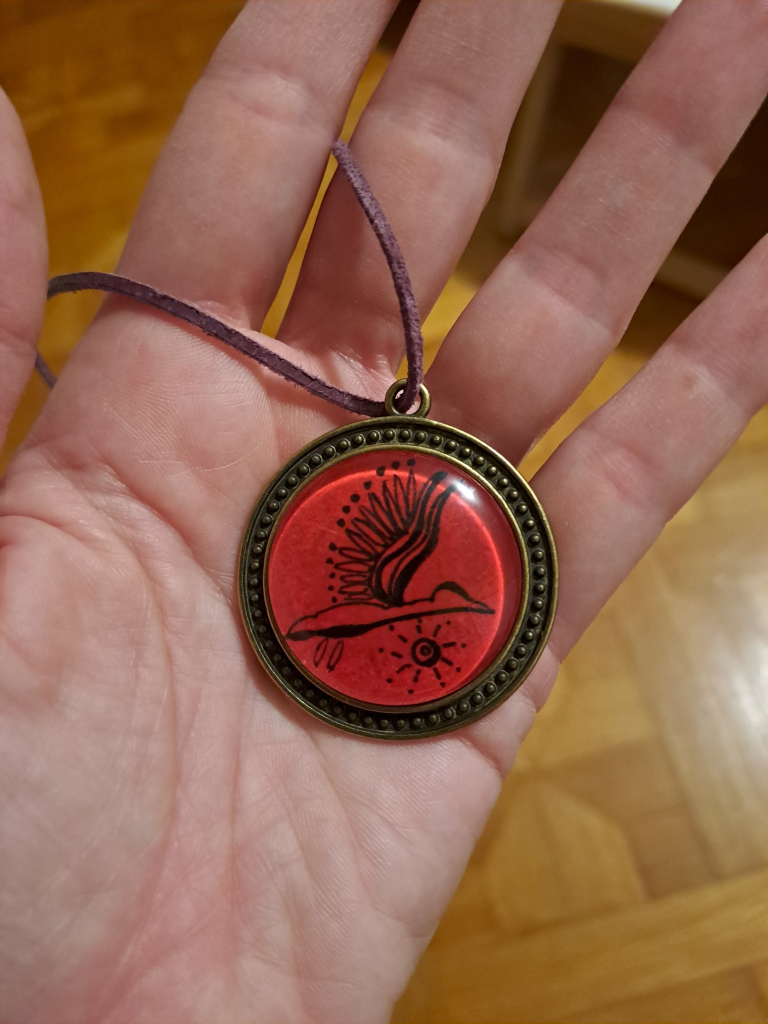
[239,416,558,740]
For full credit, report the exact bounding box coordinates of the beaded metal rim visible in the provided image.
[239,417,557,739]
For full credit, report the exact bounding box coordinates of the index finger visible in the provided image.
[118,0,395,327]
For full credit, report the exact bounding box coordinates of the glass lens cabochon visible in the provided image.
[266,449,523,707]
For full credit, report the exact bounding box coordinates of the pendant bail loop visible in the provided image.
[384,378,431,418]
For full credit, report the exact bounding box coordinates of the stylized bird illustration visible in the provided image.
[338,467,454,605]
[286,466,494,650]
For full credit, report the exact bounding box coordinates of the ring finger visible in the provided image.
[429,0,768,460]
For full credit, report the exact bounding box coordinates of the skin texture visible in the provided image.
[1,1,768,1020]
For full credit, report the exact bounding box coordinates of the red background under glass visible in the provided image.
[268,449,523,707]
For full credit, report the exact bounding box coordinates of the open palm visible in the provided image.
[2,2,767,1020]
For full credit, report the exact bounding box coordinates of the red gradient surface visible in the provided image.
[267,449,523,707]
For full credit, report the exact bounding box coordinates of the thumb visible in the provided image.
[0,88,47,452]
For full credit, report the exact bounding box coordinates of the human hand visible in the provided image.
[1,2,767,1020]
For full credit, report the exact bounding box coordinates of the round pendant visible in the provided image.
[239,412,557,739]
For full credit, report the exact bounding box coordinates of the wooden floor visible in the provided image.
[2,4,768,1021]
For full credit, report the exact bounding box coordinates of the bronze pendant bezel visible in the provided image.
[239,415,557,740]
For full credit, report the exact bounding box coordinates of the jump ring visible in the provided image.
[384,378,431,418]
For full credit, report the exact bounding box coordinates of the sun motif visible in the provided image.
[382,618,467,695]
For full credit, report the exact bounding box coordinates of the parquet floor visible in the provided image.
[2,4,767,1021]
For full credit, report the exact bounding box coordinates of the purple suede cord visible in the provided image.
[45,272,385,417]
[36,140,424,418]
[330,141,423,412]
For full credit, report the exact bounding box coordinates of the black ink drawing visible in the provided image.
[286,462,494,673]
[386,619,468,693]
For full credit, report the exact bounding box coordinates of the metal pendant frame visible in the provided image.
[239,386,557,740]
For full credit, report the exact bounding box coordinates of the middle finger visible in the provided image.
[279,0,561,380]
